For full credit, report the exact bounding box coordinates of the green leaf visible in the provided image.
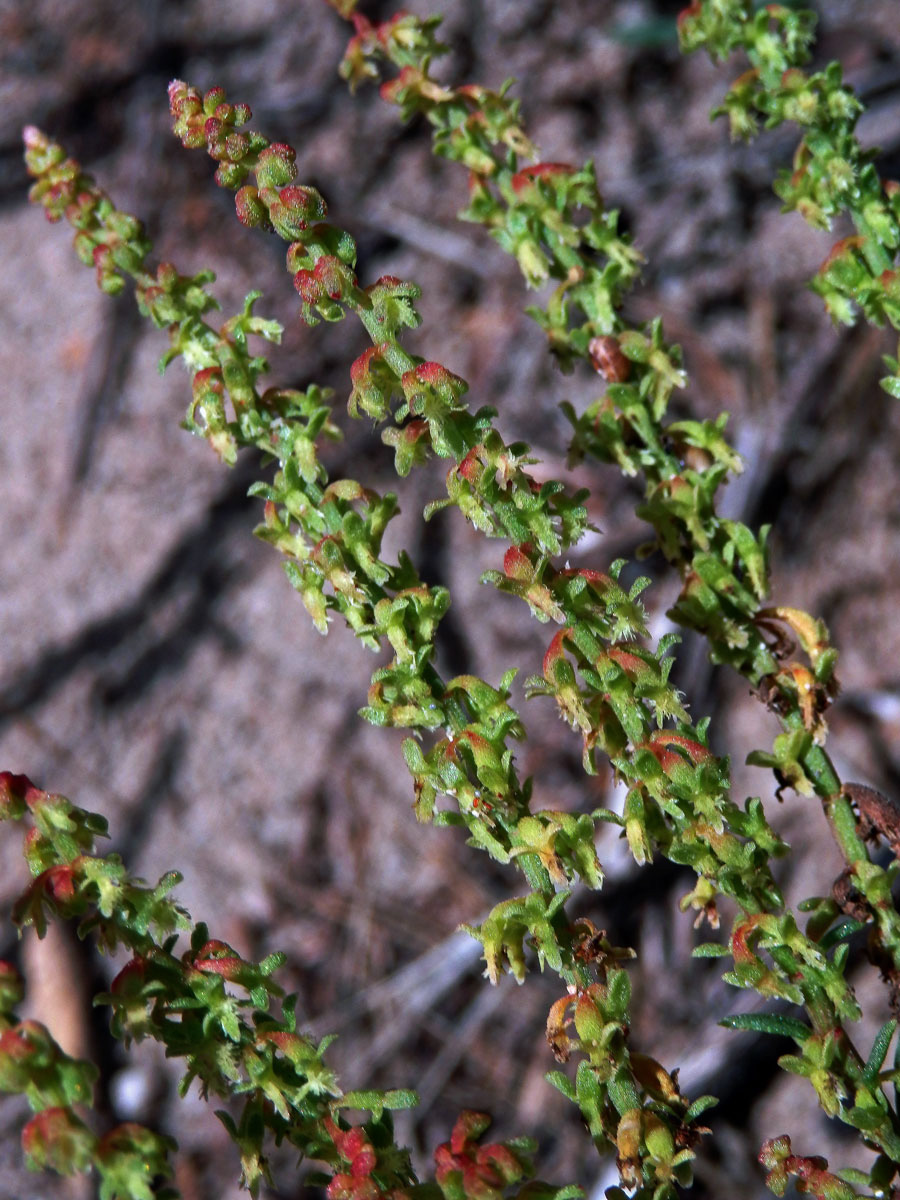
[720,1012,811,1042]
[338,1088,419,1115]
[818,918,865,951]
[606,968,631,1020]
[836,1168,872,1188]
[684,1094,719,1122]
[546,1070,577,1102]
[863,1020,897,1087]
[692,942,730,958]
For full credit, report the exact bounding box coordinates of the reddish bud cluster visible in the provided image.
[169,80,257,187]
[341,12,427,91]
[167,81,210,149]
[759,1135,856,1200]
[324,1116,380,1200]
[434,1112,528,1200]
[22,144,149,295]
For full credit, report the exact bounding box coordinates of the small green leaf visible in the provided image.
[684,1094,718,1123]
[818,918,864,951]
[720,1012,810,1042]
[863,1020,897,1087]
[338,1088,419,1116]
[546,1070,577,1102]
[692,942,730,958]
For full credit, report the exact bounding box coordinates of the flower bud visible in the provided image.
[203,86,227,115]
[22,1108,96,1175]
[644,1113,675,1162]
[256,143,297,189]
[0,771,37,819]
[215,161,249,189]
[235,186,271,229]
[0,963,23,1016]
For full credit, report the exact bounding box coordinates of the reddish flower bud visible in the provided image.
[156,261,178,289]
[510,161,574,194]
[367,274,403,291]
[400,361,468,411]
[649,732,711,761]
[818,234,865,275]
[327,1178,379,1200]
[0,962,24,1014]
[191,367,225,400]
[168,81,208,148]
[215,161,247,189]
[268,185,327,239]
[315,257,340,300]
[192,954,244,980]
[22,1107,95,1175]
[676,1,702,30]
[235,185,271,229]
[293,268,320,304]
[40,863,80,903]
[225,131,249,160]
[379,65,421,105]
[730,914,766,965]
[503,545,533,581]
[256,143,298,189]
[643,731,712,776]
[543,628,573,678]
[203,86,227,115]
[0,1020,43,1063]
[0,771,39,818]
[607,646,647,676]
[350,345,380,385]
[279,185,325,218]
[190,938,246,981]
[110,957,147,995]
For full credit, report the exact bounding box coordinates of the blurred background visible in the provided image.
[2,1,900,1197]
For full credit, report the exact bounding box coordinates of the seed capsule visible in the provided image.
[588,335,630,382]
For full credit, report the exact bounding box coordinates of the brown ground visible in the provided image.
[2,2,900,1198]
